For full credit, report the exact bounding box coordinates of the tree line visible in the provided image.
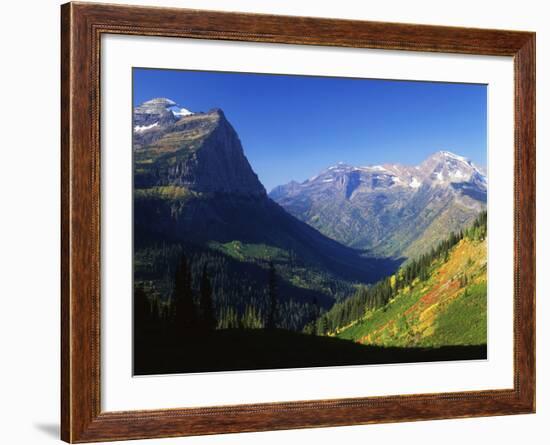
[308,211,488,335]
[134,255,281,337]
[134,242,336,331]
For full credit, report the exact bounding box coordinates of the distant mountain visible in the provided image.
[133,98,400,329]
[270,151,487,258]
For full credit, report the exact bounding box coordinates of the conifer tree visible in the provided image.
[172,253,196,333]
[199,263,216,331]
[318,316,328,335]
[266,261,278,329]
[134,286,151,337]
[313,296,320,318]
[242,305,263,329]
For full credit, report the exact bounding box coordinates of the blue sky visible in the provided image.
[133,68,487,192]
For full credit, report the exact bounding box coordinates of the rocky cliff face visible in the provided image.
[133,100,265,197]
[270,151,487,258]
[171,109,265,196]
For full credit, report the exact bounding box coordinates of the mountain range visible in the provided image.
[133,97,486,329]
[270,151,487,258]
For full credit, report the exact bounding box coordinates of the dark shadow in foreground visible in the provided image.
[134,329,487,375]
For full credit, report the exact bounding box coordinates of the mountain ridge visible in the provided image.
[270,151,486,258]
[271,151,486,196]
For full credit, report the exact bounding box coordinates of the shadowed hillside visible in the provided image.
[134,328,486,375]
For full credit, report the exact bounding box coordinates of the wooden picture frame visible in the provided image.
[61,2,535,442]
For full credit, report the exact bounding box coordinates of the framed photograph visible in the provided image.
[61,2,535,442]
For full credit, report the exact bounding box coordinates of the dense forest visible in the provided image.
[134,240,358,332]
[134,250,310,337]
[135,211,487,341]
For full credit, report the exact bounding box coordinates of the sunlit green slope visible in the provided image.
[335,235,487,347]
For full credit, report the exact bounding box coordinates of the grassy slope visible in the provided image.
[336,237,487,348]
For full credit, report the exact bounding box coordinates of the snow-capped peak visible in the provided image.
[422,150,486,185]
[327,162,352,171]
[438,150,472,165]
[134,98,194,118]
[144,97,176,107]
[370,165,387,172]
[271,151,487,201]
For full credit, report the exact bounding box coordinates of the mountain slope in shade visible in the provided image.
[133,98,402,329]
[270,151,486,258]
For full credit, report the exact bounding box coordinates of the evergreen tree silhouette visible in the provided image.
[134,286,151,338]
[311,297,319,324]
[172,253,196,333]
[266,261,278,329]
[199,263,216,331]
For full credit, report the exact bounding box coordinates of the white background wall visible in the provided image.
[0,0,546,444]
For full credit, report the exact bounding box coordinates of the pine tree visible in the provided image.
[172,253,196,333]
[242,305,263,329]
[134,286,151,337]
[318,316,328,335]
[199,264,216,331]
[227,307,239,329]
[310,297,319,322]
[266,261,278,329]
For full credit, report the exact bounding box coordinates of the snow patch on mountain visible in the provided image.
[451,169,466,179]
[169,105,194,117]
[392,176,404,185]
[134,122,159,133]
